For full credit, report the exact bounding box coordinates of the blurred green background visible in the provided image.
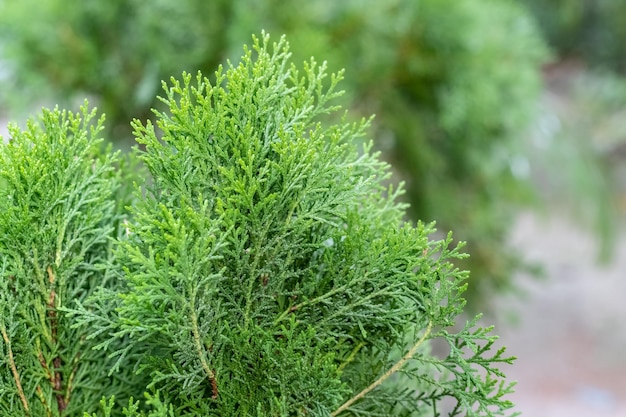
[1,0,625,309]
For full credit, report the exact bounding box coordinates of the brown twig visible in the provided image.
[38,351,51,378]
[46,266,67,413]
[1,324,29,414]
[190,308,218,399]
[64,351,81,407]
[35,385,52,417]
[210,370,219,400]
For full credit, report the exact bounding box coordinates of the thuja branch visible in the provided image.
[46,265,67,413]
[1,324,29,414]
[35,386,51,416]
[189,305,218,399]
[0,103,137,415]
[331,320,434,416]
[64,351,81,412]
[65,33,518,415]
[337,341,366,373]
[273,273,372,326]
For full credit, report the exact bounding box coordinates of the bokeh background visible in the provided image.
[1,1,625,415]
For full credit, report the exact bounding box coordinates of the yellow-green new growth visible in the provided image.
[1,33,518,417]
[0,104,141,416]
[78,33,518,416]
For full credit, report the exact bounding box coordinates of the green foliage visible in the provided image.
[0,0,233,137]
[521,0,626,71]
[0,104,143,415]
[0,0,549,307]
[334,0,548,302]
[69,33,517,416]
[0,31,520,415]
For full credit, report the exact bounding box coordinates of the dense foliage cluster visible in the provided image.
[0,105,142,415]
[0,0,549,304]
[0,34,517,416]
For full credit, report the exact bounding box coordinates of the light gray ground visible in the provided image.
[494,212,626,416]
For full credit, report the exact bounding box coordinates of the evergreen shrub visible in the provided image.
[0,34,518,416]
[0,0,549,306]
[0,105,143,414]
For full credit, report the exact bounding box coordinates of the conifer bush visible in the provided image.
[1,34,517,416]
[0,105,143,415]
[0,0,549,307]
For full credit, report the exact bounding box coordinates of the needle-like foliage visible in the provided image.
[0,105,141,416]
[0,33,518,416]
[76,33,518,416]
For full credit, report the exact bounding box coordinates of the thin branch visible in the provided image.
[64,351,81,408]
[46,266,66,412]
[190,306,218,399]
[331,320,433,416]
[337,341,366,373]
[35,385,52,417]
[273,277,367,326]
[1,324,29,414]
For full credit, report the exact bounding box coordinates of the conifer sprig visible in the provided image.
[0,104,141,416]
[74,33,518,416]
[1,32,518,416]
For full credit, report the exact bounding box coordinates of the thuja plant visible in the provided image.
[0,105,143,415]
[2,34,517,416]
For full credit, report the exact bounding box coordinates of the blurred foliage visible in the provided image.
[520,0,626,71]
[0,0,233,137]
[0,0,548,307]
[346,0,548,303]
[526,68,626,261]
[518,0,626,262]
